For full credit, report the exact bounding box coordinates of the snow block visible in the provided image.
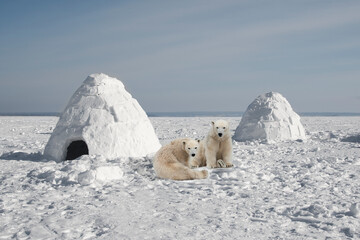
[234,92,306,142]
[44,73,161,161]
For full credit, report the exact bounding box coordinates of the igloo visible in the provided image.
[234,92,306,142]
[44,73,161,162]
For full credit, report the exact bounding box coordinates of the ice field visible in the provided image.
[0,116,359,239]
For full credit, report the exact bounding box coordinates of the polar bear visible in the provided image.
[153,138,209,180]
[190,120,233,168]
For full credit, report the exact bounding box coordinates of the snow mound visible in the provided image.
[25,154,157,187]
[234,92,306,142]
[44,73,161,162]
[27,155,125,186]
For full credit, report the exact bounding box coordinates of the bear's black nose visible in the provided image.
[191,153,195,157]
[218,133,223,137]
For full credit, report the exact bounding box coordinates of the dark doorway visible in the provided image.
[65,140,89,160]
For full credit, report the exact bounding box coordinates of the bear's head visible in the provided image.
[211,119,230,139]
[182,139,200,157]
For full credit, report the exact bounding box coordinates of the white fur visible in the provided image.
[190,120,233,168]
[153,138,208,180]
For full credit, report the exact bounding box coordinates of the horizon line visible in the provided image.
[1,111,360,117]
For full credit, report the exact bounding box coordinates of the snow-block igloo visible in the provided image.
[44,73,161,162]
[234,92,306,142]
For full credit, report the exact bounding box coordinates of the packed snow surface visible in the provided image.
[1,116,360,239]
[234,92,306,142]
[44,73,161,161]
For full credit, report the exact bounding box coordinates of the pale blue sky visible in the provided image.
[1,0,359,113]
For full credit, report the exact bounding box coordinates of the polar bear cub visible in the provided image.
[153,138,209,180]
[191,119,233,168]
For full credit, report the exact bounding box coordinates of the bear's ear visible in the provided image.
[211,121,215,125]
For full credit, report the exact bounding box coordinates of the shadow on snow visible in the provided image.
[341,134,360,143]
[0,151,48,162]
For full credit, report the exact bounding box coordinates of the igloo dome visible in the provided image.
[44,73,161,162]
[234,92,306,142]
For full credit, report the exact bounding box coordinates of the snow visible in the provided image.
[1,116,360,239]
[234,92,306,142]
[44,73,161,161]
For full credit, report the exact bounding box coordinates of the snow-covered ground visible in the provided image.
[1,116,359,239]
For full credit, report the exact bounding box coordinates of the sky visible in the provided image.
[0,0,359,113]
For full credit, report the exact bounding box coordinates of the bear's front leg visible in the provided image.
[222,139,233,168]
[189,157,200,169]
[205,148,217,168]
[223,155,233,167]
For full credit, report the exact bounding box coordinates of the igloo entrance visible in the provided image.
[65,140,89,160]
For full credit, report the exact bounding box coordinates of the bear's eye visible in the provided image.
[195,147,197,149]
[223,127,226,129]
[216,127,219,129]
[188,147,190,150]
